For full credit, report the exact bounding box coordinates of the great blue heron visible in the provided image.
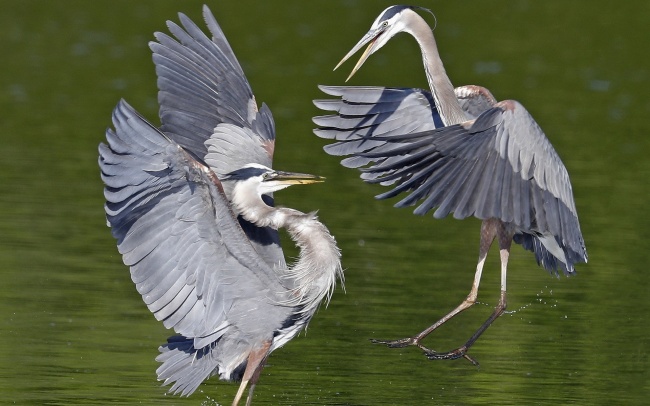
[99,6,343,405]
[314,5,587,365]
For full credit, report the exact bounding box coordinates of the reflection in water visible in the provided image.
[0,1,648,405]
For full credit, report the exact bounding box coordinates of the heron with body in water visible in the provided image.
[99,6,343,405]
[314,5,587,365]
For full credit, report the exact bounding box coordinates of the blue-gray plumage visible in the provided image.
[313,5,586,365]
[99,6,343,405]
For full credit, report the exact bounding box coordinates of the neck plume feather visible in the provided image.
[232,191,343,314]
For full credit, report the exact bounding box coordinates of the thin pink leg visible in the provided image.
[372,219,501,365]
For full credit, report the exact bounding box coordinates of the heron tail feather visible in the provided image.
[155,335,220,396]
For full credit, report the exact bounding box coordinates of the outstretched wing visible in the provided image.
[313,85,441,175]
[314,86,586,274]
[99,100,287,349]
[150,6,283,267]
[313,85,496,183]
[369,103,587,272]
[152,5,274,173]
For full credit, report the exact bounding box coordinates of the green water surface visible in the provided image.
[0,1,647,404]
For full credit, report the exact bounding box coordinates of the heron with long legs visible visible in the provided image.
[314,5,587,365]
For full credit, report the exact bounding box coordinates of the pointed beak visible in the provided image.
[334,29,383,82]
[269,171,325,186]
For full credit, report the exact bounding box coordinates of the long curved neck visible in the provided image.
[403,10,467,126]
[233,194,343,313]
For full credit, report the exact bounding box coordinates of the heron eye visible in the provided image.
[382,21,388,28]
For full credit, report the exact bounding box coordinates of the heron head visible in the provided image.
[334,5,434,81]
[224,163,324,197]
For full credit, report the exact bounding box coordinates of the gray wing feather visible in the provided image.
[369,103,586,271]
[150,6,283,269]
[313,85,442,156]
[314,85,587,273]
[152,6,275,161]
[313,85,491,174]
[100,100,286,346]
